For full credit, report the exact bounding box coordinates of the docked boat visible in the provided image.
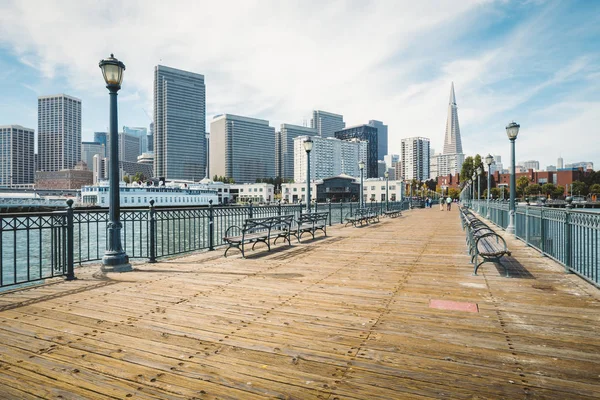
[80,181,219,207]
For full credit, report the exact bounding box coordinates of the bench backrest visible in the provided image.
[298,212,329,225]
[243,215,294,233]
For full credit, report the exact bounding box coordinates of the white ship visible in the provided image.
[80,181,219,207]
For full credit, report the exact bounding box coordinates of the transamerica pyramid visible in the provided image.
[443,82,463,155]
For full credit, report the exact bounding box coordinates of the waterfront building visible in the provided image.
[401,137,430,182]
[35,161,92,190]
[363,177,404,203]
[123,126,148,156]
[38,94,82,172]
[0,125,35,187]
[293,135,367,182]
[228,182,275,204]
[368,120,388,161]
[334,124,378,178]
[311,110,345,139]
[154,65,206,181]
[281,180,322,204]
[81,142,105,172]
[276,124,317,180]
[210,114,275,183]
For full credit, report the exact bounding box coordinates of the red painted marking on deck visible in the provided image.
[429,299,479,313]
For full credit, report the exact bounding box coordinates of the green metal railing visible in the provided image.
[472,199,599,287]
[1,200,409,288]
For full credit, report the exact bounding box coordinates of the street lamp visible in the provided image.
[303,137,313,213]
[485,154,494,218]
[359,160,365,208]
[384,171,389,211]
[99,54,131,272]
[477,166,482,212]
[472,172,476,204]
[506,121,520,235]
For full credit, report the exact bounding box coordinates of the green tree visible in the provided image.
[541,183,556,197]
[448,188,460,199]
[589,183,600,194]
[554,185,566,198]
[490,187,501,199]
[524,183,541,196]
[123,175,131,184]
[460,156,474,186]
[570,180,587,196]
[516,176,530,197]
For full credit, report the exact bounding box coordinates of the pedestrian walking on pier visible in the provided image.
[440,197,445,211]
[446,196,452,211]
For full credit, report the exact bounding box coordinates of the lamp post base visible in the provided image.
[506,210,516,235]
[102,252,132,272]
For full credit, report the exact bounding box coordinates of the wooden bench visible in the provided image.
[459,206,511,277]
[344,208,375,227]
[293,212,328,241]
[222,214,294,258]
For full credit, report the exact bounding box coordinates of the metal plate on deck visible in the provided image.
[429,299,479,313]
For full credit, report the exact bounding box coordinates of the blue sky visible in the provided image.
[0,0,598,170]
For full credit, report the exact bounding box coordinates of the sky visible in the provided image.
[0,0,599,171]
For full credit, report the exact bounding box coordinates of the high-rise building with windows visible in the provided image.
[37,94,82,172]
[123,126,148,156]
[0,125,35,186]
[401,137,430,181]
[94,132,108,156]
[334,124,378,178]
[293,136,367,182]
[209,114,275,183]
[81,142,105,171]
[311,110,345,138]
[154,65,206,180]
[520,160,540,171]
[276,124,317,180]
[368,120,388,161]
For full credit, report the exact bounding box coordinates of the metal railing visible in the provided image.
[471,199,599,287]
[1,199,409,288]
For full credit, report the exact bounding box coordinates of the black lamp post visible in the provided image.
[99,54,131,272]
[359,160,365,208]
[477,166,482,212]
[472,172,476,204]
[303,137,313,213]
[485,154,494,218]
[506,121,520,235]
[384,171,389,211]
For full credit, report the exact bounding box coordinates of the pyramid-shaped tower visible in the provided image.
[443,82,463,155]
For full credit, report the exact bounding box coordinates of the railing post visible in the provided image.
[328,199,332,226]
[539,206,545,254]
[564,199,573,272]
[249,201,253,218]
[66,199,75,281]
[149,200,156,263]
[277,200,282,216]
[209,200,215,251]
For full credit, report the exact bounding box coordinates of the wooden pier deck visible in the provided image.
[1,208,599,399]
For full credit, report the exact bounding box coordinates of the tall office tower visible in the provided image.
[276,124,317,180]
[154,65,206,180]
[119,132,141,163]
[293,136,367,182]
[400,137,430,181]
[521,160,540,171]
[37,94,82,172]
[147,123,154,152]
[368,120,388,161]
[94,132,108,156]
[443,82,463,155]
[384,154,399,170]
[311,110,345,138]
[81,142,105,171]
[92,154,106,183]
[210,114,275,183]
[490,154,503,174]
[0,125,35,186]
[123,126,148,156]
[557,157,564,169]
[334,124,378,178]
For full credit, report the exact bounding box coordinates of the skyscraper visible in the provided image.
[443,82,463,155]
[311,110,345,138]
[94,132,108,156]
[38,94,82,172]
[81,141,105,171]
[334,125,378,178]
[0,125,35,186]
[276,124,317,180]
[368,120,388,161]
[401,137,430,181]
[209,114,275,183]
[154,65,206,180]
[123,126,148,156]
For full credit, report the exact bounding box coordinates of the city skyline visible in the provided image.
[0,0,598,171]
